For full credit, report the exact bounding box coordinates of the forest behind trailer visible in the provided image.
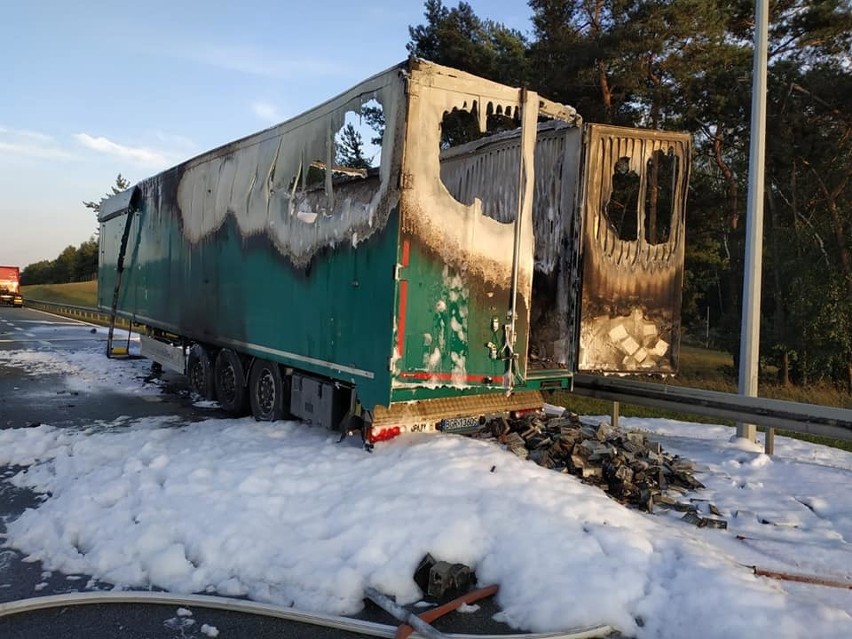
[98,59,690,444]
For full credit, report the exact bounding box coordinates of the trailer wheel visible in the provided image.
[187,344,215,400]
[248,359,285,421]
[214,349,248,415]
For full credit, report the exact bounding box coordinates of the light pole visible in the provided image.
[737,0,769,441]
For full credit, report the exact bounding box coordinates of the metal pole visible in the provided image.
[611,401,620,429]
[363,587,449,639]
[737,0,769,441]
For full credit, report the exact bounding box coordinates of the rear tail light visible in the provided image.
[367,426,402,444]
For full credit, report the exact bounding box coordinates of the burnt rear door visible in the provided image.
[576,124,691,374]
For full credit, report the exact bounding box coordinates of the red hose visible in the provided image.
[752,566,852,589]
[395,584,500,639]
[737,536,852,589]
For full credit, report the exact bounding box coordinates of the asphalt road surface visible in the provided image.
[0,305,518,639]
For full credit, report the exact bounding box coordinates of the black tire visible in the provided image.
[214,349,249,415]
[248,359,285,421]
[187,344,216,400]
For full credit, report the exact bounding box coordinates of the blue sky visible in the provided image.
[0,0,533,268]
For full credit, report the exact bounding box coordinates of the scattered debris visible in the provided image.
[680,512,728,529]
[476,411,714,517]
[414,554,475,602]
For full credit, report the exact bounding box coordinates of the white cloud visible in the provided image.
[182,43,348,79]
[0,126,53,143]
[150,130,196,150]
[74,133,182,170]
[0,126,75,161]
[251,100,283,124]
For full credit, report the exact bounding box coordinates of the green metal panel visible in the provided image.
[99,199,398,410]
[392,237,517,395]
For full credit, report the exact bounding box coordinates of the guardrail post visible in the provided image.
[764,427,775,455]
[611,401,620,429]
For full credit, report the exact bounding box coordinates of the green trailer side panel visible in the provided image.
[99,202,398,410]
[393,238,517,392]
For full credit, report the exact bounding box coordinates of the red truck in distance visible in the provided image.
[0,266,23,307]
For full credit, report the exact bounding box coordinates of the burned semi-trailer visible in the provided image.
[97,59,690,444]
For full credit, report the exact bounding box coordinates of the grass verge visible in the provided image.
[21,281,98,307]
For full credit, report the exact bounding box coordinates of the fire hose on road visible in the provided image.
[0,590,613,639]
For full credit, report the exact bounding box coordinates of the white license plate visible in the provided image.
[439,416,481,433]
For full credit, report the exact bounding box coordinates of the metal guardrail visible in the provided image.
[573,373,852,443]
[23,300,852,444]
[23,299,135,330]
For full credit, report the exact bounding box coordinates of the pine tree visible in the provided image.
[335,124,372,170]
[83,173,131,215]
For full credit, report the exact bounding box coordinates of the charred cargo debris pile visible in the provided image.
[476,411,726,527]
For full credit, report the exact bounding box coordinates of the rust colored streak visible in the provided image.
[398,372,504,384]
[397,280,408,357]
[401,238,410,267]
[395,584,500,639]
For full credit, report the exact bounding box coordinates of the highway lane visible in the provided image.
[0,305,203,430]
[0,304,109,348]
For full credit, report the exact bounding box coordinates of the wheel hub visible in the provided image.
[257,370,276,414]
[220,364,236,400]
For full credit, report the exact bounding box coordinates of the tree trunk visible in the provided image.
[711,126,744,366]
[812,166,852,300]
[827,198,852,301]
[646,55,662,241]
[781,350,791,387]
[847,361,852,395]
[712,131,739,230]
[767,187,790,386]
[588,0,613,121]
[598,61,613,120]
[647,150,659,242]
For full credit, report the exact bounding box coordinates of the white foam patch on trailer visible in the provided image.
[168,67,405,268]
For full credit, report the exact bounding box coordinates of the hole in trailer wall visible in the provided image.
[605,156,640,242]
[602,149,679,246]
[335,98,384,172]
[435,97,583,371]
[644,148,677,245]
[290,100,385,224]
[437,100,522,222]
